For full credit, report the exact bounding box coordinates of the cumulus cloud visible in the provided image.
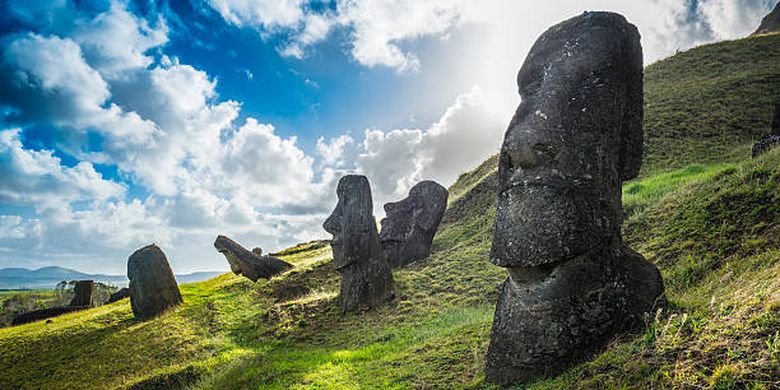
[353,89,504,212]
[0,128,125,209]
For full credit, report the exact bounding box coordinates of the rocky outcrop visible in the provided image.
[753,2,780,35]
[213,236,292,282]
[69,280,95,307]
[485,12,664,385]
[127,244,183,320]
[752,103,780,158]
[323,175,394,312]
[379,180,449,268]
[106,287,130,304]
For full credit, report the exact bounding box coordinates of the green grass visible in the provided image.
[1,32,780,390]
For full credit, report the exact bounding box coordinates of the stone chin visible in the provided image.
[490,184,618,268]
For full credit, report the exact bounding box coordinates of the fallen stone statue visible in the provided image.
[752,103,780,158]
[485,11,664,385]
[127,244,183,321]
[323,175,394,312]
[379,180,448,268]
[213,235,292,281]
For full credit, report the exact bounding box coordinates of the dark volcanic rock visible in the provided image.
[754,2,780,35]
[379,180,449,268]
[69,280,95,307]
[252,247,263,256]
[485,12,664,386]
[11,306,87,326]
[127,244,183,320]
[213,235,293,281]
[323,175,394,312]
[107,287,130,304]
[752,104,780,158]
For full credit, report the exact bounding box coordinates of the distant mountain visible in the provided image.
[0,266,224,290]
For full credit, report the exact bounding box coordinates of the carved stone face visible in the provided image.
[379,180,448,267]
[490,13,644,268]
[323,175,375,270]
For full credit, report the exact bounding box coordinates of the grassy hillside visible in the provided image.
[1,33,779,390]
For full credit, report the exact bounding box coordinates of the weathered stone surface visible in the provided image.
[252,247,263,256]
[69,280,95,307]
[11,306,86,326]
[323,175,394,311]
[753,2,780,35]
[485,12,664,385]
[127,244,183,320]
[752,104,780,158]
[107,287,130,304]
[379,180,449,268]
[213,235,292,281]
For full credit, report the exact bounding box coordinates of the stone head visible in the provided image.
[491,12,644,268]
[380,180,448,243]
[323,175,376,269]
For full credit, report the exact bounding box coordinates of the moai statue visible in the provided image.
[213,235,292,282]
[379,180,449,268]
[127,244,183,320]
[485,12,664,385]
[323,175,394,312]
[69,280,95,307]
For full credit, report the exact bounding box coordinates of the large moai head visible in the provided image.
[323,175,377,270]
[379,180,449,268]
[491,11,644,268]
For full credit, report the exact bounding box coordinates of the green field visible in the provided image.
[0,32,778,390]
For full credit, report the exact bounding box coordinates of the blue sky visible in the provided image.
[0,0,775,274]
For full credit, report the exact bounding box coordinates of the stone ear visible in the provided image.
[617,32,644,182]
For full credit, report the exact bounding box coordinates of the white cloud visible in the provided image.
[73,2,168,80]
[207,0,304,30]
[354,89,504,214]
[0,128,125,209]
[316,134,354,167]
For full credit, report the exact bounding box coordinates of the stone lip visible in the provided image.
[324,174,394,312]
[213,235,292,282]
[127,244,183,321]
[379,180,448,268]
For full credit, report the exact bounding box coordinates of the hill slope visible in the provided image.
[1,34,779,389]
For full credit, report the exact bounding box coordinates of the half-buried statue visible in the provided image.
[213,235,292,281]
[323,175,394,312]
[379,180,448,268]
[127,244,183,321]
[485,12,664,385]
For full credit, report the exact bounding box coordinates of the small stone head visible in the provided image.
[323,175,376,269]
[380,180,448,244]
[491,12,644,268]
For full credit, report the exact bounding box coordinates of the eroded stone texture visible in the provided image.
[752,104,780,158]
[323,175,394,311]
[107,287,130,304]
[753,2,780,35]
[485,12,664,385]
[252,247,263,256]
[379,180,449,268]
[127,244,183,320]
[213,235,292,282]
[69,280,95,307]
